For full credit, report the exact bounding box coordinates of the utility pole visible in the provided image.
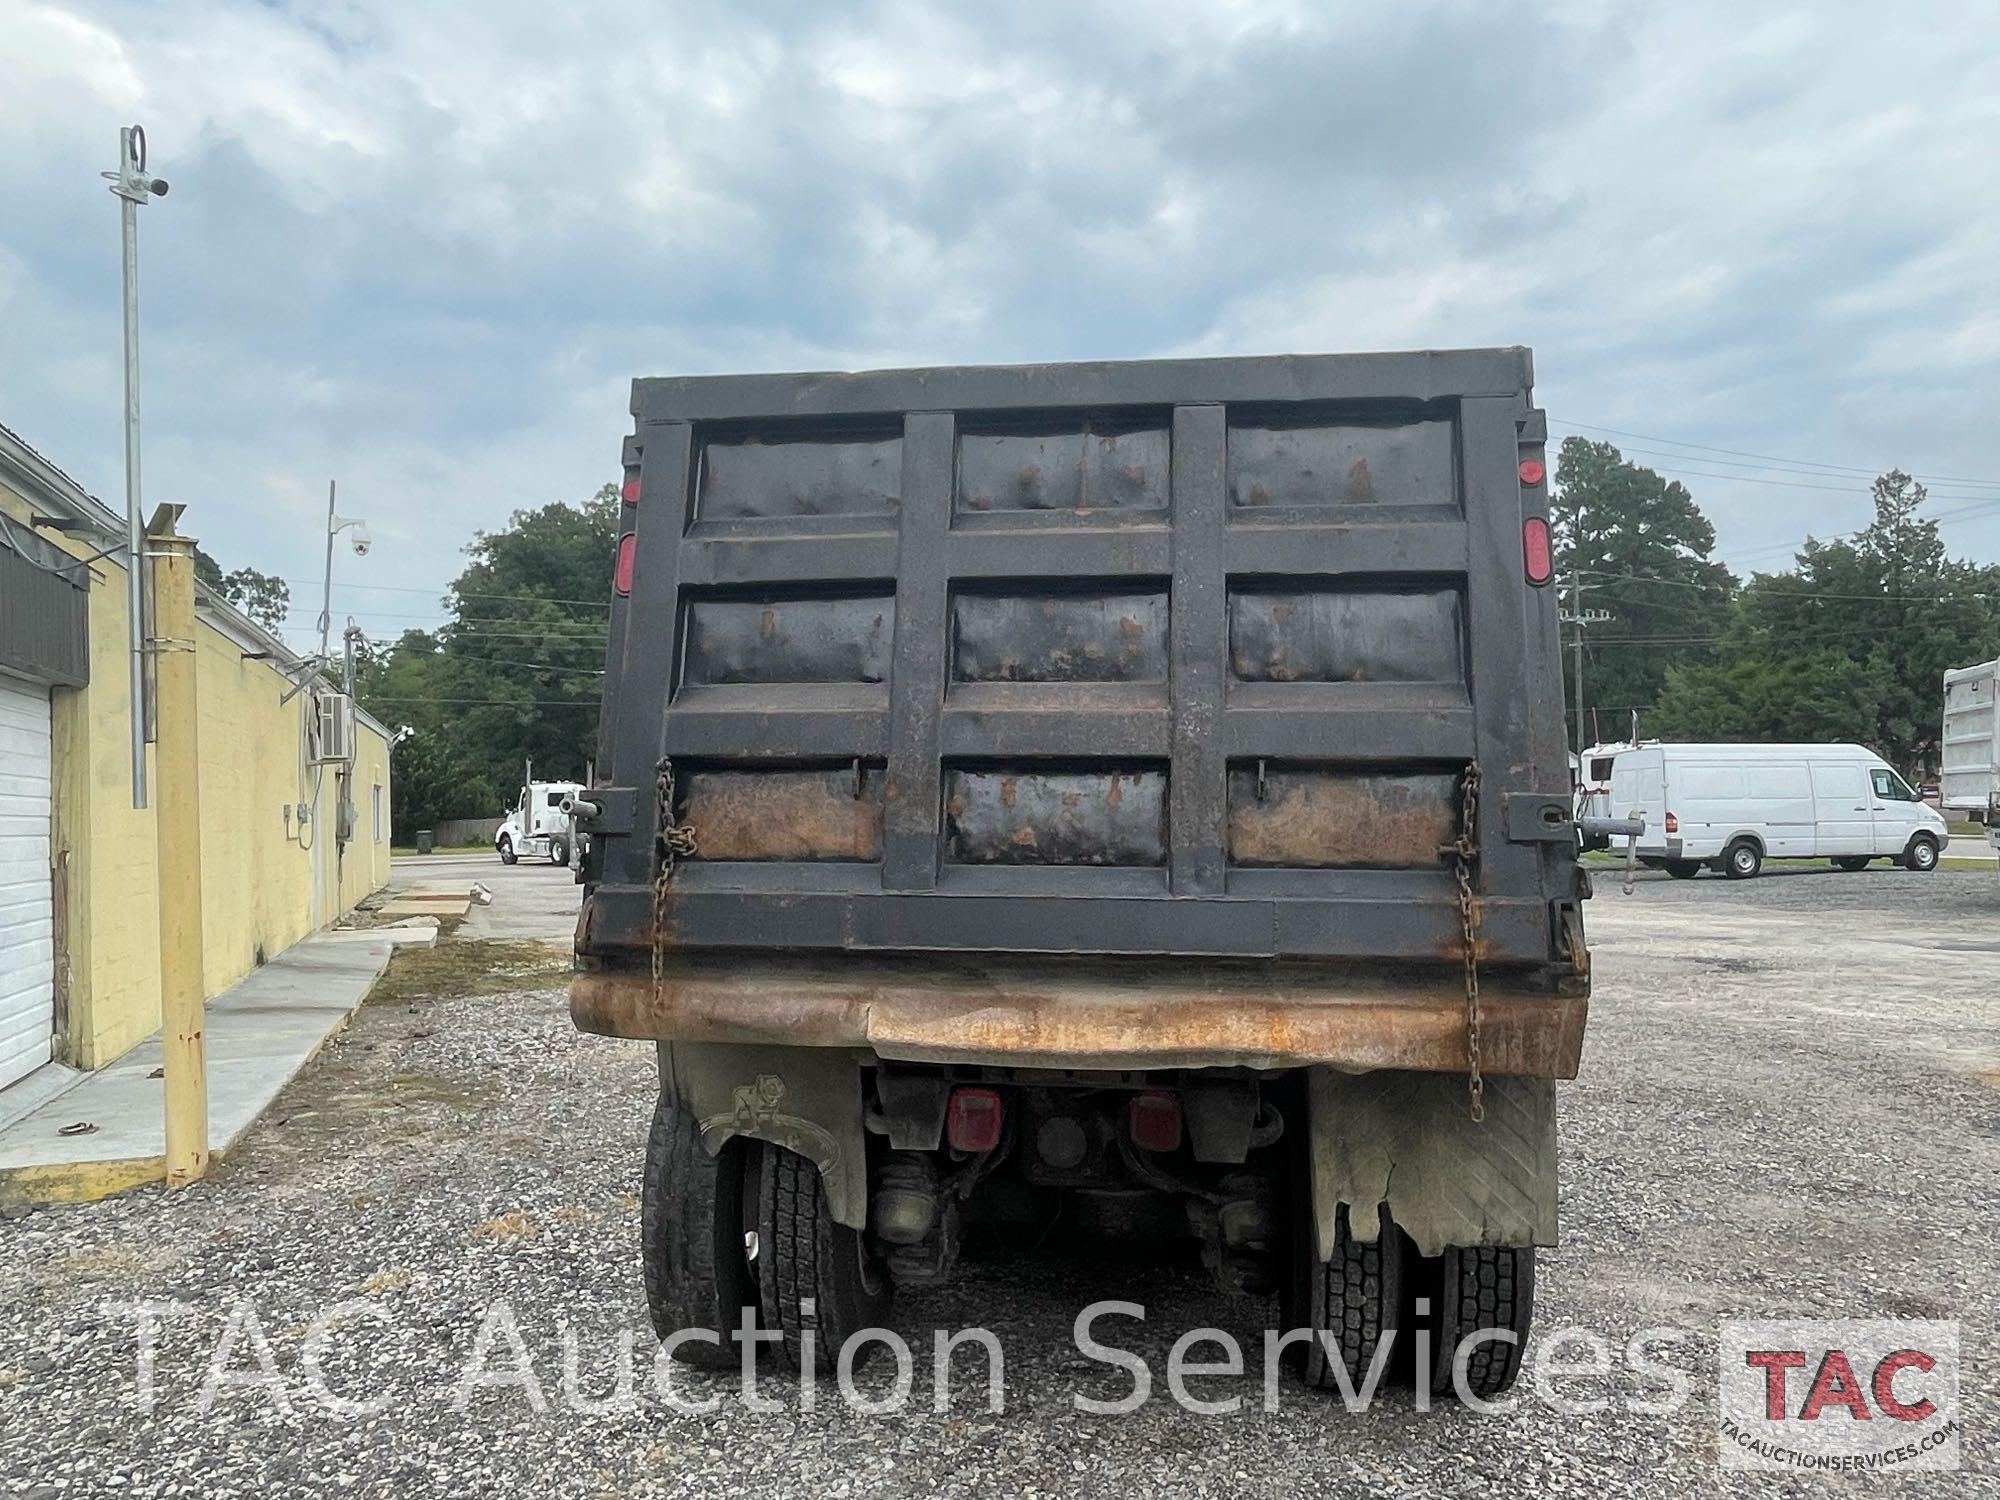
[104,125,170,809]
[1559,515,1611,751]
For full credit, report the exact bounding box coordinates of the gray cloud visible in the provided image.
[0,0,1994,644]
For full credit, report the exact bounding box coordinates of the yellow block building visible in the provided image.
[0,422,391,1086]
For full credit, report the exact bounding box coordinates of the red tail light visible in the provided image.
[1518,457,1546,487]
[1128,1091,1183,1153]
[946,1087,1004,1153]
[613,533,635,596]
[1522,516,1553,585]
[1665,811,1678,834]
[620,475,640,504]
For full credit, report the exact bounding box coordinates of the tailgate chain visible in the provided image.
[652,757,698,986]
[1440,761,1484,1122]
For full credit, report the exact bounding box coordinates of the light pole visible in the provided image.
[103,125,170,809]
[316,479,371,666]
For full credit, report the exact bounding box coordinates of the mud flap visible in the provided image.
[657,1042,871,1230]
[1307,1067,1556,1260]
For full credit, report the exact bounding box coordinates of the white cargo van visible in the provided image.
[1606,743,1948,878]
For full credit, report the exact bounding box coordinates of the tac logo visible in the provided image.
[1718,1320,1961,1472]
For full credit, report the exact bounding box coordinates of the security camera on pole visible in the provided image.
[106,126,207,1188]
[102,124,169,810]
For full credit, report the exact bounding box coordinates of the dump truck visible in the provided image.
[570,350,1592,1402]
[1942,658,2000,851]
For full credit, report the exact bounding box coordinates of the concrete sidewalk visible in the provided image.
[0,932,406,1204]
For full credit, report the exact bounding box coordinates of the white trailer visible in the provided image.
[1605,742,1949,878]
[1941,659,2000,853]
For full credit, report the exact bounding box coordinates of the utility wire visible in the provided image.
[1549,419,2000,490]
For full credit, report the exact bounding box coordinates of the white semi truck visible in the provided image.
[1942,659,2000,852]
[497,772,584,865]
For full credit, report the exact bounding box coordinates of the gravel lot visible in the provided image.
[2,867,1993,1497]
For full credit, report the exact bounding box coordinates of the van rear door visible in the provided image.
[1809,761,1870,855]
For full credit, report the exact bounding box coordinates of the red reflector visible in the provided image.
[946,1087,1004,1154]
[1128,1091,1183,1153]
[620,476,640,504]
[1522,516,1553,585]
[613,533,635,596]
[1518,457,1546,487]
[1665,811,1678,834]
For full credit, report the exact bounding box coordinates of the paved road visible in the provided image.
[2,873,1993,1495]
[390,852,581,946]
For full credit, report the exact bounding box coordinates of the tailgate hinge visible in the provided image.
[1503,792,1575,843]
[572,785,638,836]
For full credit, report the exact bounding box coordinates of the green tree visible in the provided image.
[352,484,616,805]
[194,547,292,632]
[1550,438,1736,737]
[1653,471,2000,773]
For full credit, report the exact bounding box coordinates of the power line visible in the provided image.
[363,696,603,707]
[1549,419,2000,490]
[1582,569,1996,604]
[276,579,613,610]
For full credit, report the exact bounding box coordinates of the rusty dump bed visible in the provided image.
[574,350,1586,1069]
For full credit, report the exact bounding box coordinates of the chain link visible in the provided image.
[1438,762,1484,1122]
[652,757,697,986]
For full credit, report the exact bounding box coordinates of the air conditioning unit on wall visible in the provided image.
[310,691,356,766]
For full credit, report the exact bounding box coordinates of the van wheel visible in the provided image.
[1723,840,1762,880]
[1903,835,1940,873]
[1832,856,1871,872]
[1664,860,1701,880]
[497,836,517,865]
[1428,1245,1535,1402]
[756,1141,892,1373]
[1288,1204,1407,1395]
[641,1097,757,1368]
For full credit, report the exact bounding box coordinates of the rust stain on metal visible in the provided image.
[1229,769,1457,868]
[681,768,882,861]
[571,960,1588,1078]
[1345,456,1375,502]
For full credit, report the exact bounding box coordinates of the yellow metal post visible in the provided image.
[149,510,208,1187]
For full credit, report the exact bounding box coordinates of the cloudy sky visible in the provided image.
[2,0,1996,645]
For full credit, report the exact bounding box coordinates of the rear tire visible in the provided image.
[1832,856,1871,872]
[641,1097,757,1368]
[755,1141,892,1373]
[1429,1245,1535,1402]
[550,838,569,866]
[1723,840,1762,879]
[1903,835,1939,873]
[1289,1204,1408,1395]
[1664,860,1701,880]
[497,836,517,865]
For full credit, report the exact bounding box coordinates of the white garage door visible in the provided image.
[0,675,54,1090]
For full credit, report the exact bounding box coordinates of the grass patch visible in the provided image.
[366,938,570,1007]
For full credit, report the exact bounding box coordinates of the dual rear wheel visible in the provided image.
[641,1097,889,1373]
[1284,1204,1534,1403]
[643,1095,1533,1401]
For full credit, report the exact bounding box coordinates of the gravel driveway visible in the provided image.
[2,868,1993,1496]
